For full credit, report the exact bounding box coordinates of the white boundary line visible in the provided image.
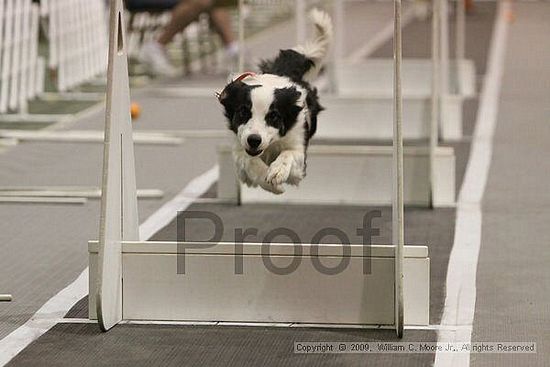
[0,166,218,366]
[434,2,510,366]
[138,166,218,240]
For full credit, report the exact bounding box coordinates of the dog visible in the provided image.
[217,9,332,194]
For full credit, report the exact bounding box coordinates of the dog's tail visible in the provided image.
[294,8,333,82]
[258,9,332,83]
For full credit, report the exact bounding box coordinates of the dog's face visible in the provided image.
[218,76,303,157]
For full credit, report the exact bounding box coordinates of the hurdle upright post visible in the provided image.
[328,0,344,93]
[455,0,466,92]
[393,0,405,338]
[439,0,450,104]
[238,0,245,73]
[429,0,441,208]
[295,0,306,45]
[96,0,139,332]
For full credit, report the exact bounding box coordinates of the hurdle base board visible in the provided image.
[88,241,429,326]
[218,145,456,207]
[0,114,73,123]
[0,295,12,302]
[335,58,476,98]
[318,94,463,141]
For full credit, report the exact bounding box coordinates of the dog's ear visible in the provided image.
[217,80,250,108]
[218,81,259,123]
[217,81,236,106]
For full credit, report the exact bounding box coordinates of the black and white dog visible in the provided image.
[217,9,332,194]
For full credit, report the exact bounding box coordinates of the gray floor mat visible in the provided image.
[6,323,437,367]
[470,3,550,366]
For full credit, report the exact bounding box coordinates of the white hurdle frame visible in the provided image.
[218,0,454,207]
[92,0,427,336]
[322,0,473,142]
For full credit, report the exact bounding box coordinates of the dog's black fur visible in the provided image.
[259,49,324,144]
[219,81,258,134]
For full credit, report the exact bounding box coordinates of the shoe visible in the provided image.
[220,42,245,74]
[139,41,178,77]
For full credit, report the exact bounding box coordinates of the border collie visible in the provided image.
[217,9,333,194]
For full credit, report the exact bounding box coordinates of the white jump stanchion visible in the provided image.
[96,0,139,332]
[430,0,441,208]
[392,0,405,338]
[91,0,429,332]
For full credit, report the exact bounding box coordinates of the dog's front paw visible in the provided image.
[260,181,285,195]
[266,160,291,186]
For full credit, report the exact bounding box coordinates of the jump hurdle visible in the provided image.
[214,0,455,207]
[90,0,429,337]
[217,144,455,207]
[140,1,456,207]
[313,0,474,142]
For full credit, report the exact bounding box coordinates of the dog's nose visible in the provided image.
[247,134,262,149]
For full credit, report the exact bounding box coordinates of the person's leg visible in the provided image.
[209,7,239,59]
[140,0,213,76]
[158,0,214,45]
[208,7,234,46]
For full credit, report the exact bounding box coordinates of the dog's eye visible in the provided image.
[266,111,282,124]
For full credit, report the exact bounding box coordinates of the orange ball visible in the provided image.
[130,102,141,120]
